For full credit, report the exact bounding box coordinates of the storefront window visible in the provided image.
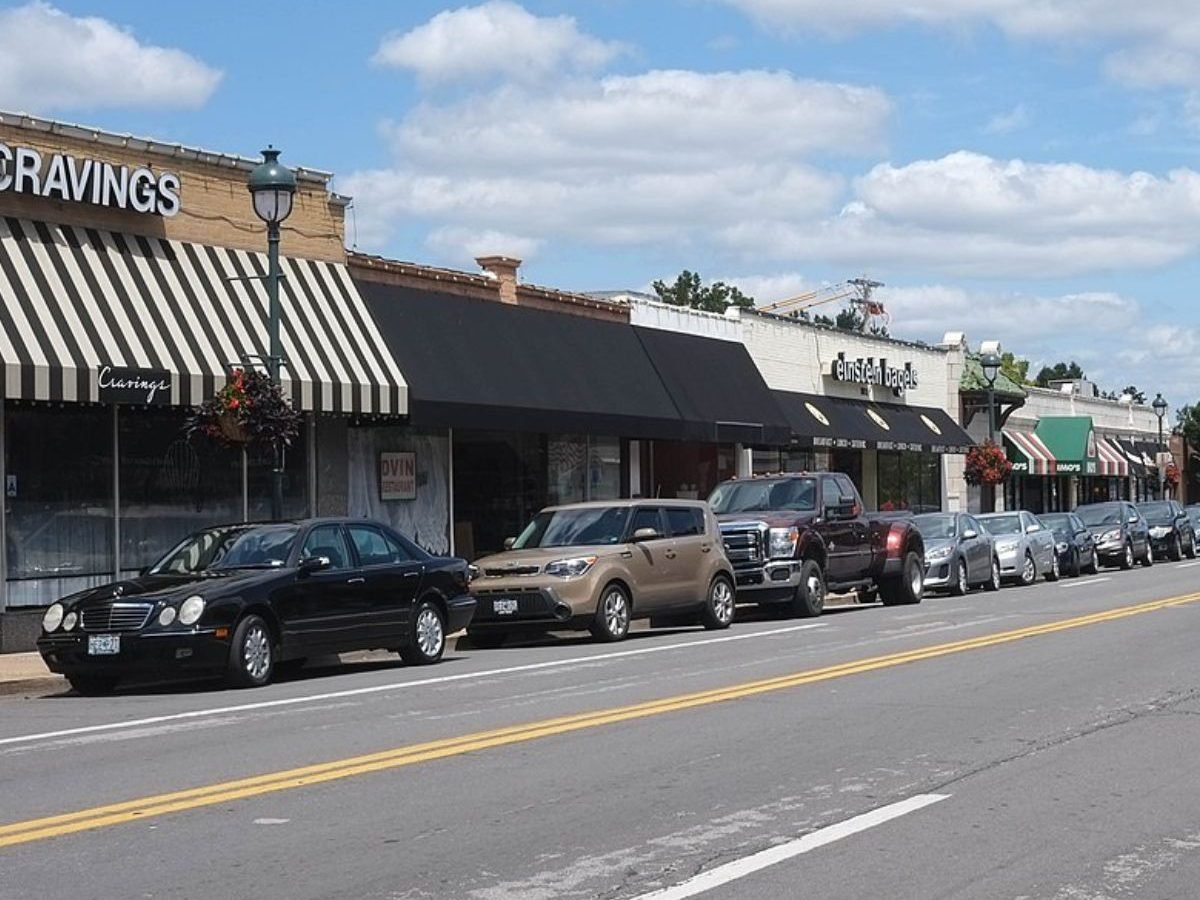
[652,442,736,499]
[831,448,864,498]
[876,451,943,513]
[6,405,114,606]
[753,448,816,476]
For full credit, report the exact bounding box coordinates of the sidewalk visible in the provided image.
[0,651,61,695]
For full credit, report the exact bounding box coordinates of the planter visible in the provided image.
[217,412,249,445]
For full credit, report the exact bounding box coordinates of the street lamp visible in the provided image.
[980,351,1001,444]
[1153,392,1168,498]
[248,147,297,521]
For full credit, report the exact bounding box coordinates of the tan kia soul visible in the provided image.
[467,500,736,646]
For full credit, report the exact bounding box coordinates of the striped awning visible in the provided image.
[1004,429,1055,475]
[0,217,407,414]
[1096,437,1129,477]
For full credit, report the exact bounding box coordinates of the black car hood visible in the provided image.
[60,570,278,609]
[717,511,819,529]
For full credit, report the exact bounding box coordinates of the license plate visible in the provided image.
[87,634,120,655]
[493,598,519,615]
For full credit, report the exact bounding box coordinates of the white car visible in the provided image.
[977,511,1059,585]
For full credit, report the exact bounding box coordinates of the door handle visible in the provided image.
[665,550,677,559]
[621,551,633,559]
[402,571,420,578]
[347,577,366,585]
[701,544,712,553]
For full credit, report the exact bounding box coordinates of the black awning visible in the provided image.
[633,326,791,445]
[356,280,687,439]
[772,390,973,453]
[1115,438,1148,477]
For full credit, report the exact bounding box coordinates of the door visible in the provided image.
[1021,513,1054,573]
[817,476,855,584]
[346,524,424,648]
[1126,504,1150,557]
[835,475,872,577]
[621,505,673,612]
[279,524,369,652]
[663,504,710,608]
[962,515,990,582]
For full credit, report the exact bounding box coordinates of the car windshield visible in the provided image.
[980,514,1022,536]
[1188,509,1200,527]
[512,506,632,549]
[708,478,818,514]
[1139,502,1174,524]
[1039,513,1071,537]
[150,524,300,573]
[913,514,957,539]
[1077,504,1123,527]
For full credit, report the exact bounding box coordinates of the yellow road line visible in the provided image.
[3,590,1198,849]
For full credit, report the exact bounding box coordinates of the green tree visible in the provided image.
[1122,385,1147,404]
[1177,405,1200,446]
[1034,360,1085,387]
[651,270,755,314]
[999,352,1030,386]
[806,305,889,336]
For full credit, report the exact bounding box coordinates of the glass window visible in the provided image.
[513,506,632,549]
[348,525,408,566]
[301,525,352,571]
[708,478,817,514]
[588,436,621,501]
[876,450,942,513]
[629,506,664,536]
[665,506,703,537]
[821,477,841,509]
[211,525,299,570]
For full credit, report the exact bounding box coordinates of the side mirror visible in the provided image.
[1127,516,1140,525]
[503,537,516,551]
[1025,524,1040,534]
[962,529,978,540]
[299,555,331,575]
[825,500,856,520]
[631,527,661,542]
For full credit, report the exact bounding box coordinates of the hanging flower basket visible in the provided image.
[188,368,301,449]
[964,441,1012,486]
[1165,462,1181,486]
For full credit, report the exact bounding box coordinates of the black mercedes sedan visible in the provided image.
[37,518,476,694]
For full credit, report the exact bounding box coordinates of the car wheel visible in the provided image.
[950,558,969,596]
[226,614,275,688]
[590,583,632,641]
[1045,552,1060,582]
[1070,548,1082,578]
[881,552,924,606]
[66,674,119,696]
[983,556,1001,592]
[700,574,736,630]
[466,629,508,650]
[790,559,826,618]
[1140,543,1154,568]
[1188,534,1198,560]
[1120,542,1134,570]
[399,600,446,665]
[1170,535,1183,562]
[1020,551,1037,586]
[1085,548,1100,575]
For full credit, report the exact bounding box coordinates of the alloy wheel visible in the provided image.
[243,623,272,681]
[957,560,968,594]
[1023,554,1036,585]
[710,578,735,624]
[1052,554,1060,579]
[415,606,444,658]
[910,559,923,598]
[603,588,630,636]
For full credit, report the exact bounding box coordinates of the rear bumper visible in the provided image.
[37,629,229,679]
[445,594,478,633]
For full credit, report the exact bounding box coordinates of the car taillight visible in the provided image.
[886,527,903,556]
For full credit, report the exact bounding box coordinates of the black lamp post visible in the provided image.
[247,147,296,521]
[981,351,1001,444]
[1153,393,1168,498]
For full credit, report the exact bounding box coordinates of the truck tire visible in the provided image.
[880,552,923,606]
[790,560,826,618]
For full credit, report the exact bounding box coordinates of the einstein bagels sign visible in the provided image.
[829,352,918,395]
[0,143,180,217]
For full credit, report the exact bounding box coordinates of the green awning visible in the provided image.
[1034,417,1099,476]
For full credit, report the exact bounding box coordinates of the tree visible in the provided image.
[1122,385,1147,404]
[806,305,889,336]
[1034,361,1085,387]
[1177,405,1200,446]
[999,352,1030,386]
[651,270,755,314]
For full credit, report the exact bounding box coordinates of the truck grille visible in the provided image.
[722,528,765,567]
[81,602,154,633]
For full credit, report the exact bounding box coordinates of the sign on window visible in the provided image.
[379,451,417,501]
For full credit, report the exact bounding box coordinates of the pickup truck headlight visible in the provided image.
[41,603,64,633]
[1100,529,1121,543]
[768,527,799,559]
[544,556,598,578]
[925,544,952,562]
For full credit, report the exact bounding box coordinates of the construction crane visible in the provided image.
[760,275,888,333]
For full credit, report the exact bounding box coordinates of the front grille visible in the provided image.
[483,565,541,577]
[722,528,764,566]
[81,602,153,633]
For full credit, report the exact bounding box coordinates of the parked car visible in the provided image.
[1074,501,1152,569]
[912,512,1000,595]
[1038,512,1100,577]
[977,511,1059,585]
[1137,500,1197,560]
[710,472,925,615]
[467,500,735,646]
[1187,505,1200,537]
[37,518,476,694]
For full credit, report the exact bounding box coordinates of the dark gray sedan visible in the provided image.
[912,512,1000,595]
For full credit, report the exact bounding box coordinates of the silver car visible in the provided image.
[912,512,1000,595]
[977,511,1059,585]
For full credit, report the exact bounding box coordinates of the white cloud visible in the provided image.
[372,1,626,84]
[345,69,888,255]
[424,226,543,262]
[0,2,221,111]
[983,103,1030,134]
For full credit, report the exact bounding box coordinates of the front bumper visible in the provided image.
[1095,537,1126,561]
[37,628,229,679]
[469,585,581,629]
[923,557,954,589]
[731,559,805,603]
[994,546,1022,576]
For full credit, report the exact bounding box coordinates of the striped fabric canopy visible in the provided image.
[1096,437,1129,477]
[0,217,407,414]
[1004,429,1055,475]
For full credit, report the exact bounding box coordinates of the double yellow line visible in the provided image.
[3,590,1199,849]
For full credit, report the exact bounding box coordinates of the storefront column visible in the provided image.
[112,404,120,580]
[447,427,456,556]
[735,443,753,478]
[628,440,641,497]
[861,449,879,510]
[1068,476,1079,511]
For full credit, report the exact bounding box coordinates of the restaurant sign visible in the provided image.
[829,352,918,395]
[98,365,171,405]
[380,452,417,501]
[0,143,181,217]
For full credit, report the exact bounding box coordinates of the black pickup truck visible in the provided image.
[709,472,925,617]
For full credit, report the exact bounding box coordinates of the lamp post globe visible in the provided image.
[1153,393,1168,499]
[247,147,296,521]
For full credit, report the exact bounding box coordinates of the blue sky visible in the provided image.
[4,0,1200,406]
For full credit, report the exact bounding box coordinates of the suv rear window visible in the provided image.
[665,507,705,537]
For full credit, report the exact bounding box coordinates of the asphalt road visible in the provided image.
[3,559,1200,899]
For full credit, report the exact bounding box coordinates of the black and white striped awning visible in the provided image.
[0,217,407,414]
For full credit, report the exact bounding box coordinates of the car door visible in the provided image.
[1021,512,1053,573]
[1125,504,1150,557]
[834,475,873,577]
[284,524,369,652]
[1072,515,1095,561]
[621,505,673,612]
[817,476,855,584]
[346,523,424,648]
[663,504,709,608]
[961,515,989,582]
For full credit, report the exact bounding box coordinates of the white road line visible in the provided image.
[630,794,951,900]
[0,623,828,749]
[1178,561,1200,569]
[1059,577,1111,589]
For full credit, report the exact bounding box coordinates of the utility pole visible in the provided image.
[849,277,884,332]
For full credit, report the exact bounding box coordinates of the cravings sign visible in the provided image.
[829,352,918,395]
[0,143,181,217]
[98,365,171,405]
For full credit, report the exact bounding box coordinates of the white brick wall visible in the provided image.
[627,298,743,342]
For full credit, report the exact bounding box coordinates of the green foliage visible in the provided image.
[1034,360,1085,387]
[1177,405,1200,446]
[1122,385,1147,404]
[999,352,1030,386]
[804,305,888,336]
[651,270,755,314]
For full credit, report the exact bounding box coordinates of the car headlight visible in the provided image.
[925,544,952,562]
[1100,529,1121,543]
[1055,542,1068,553]
[543,556,598,578]
[1151,527,1170,538]
[769,527,800,559]
[467,564,481,583]
[42,603,64,633]
[62,610,78,631]
[158,606,177,627]
[178,595,206,626]
[996,540,1019,553]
